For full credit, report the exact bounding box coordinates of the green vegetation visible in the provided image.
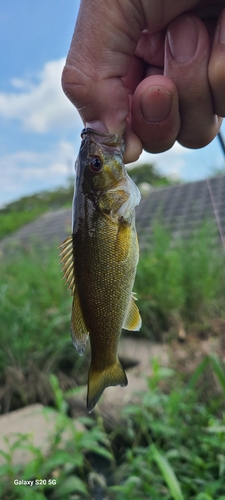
[1,222,222,378]
[0,244,70,374]
[0,222,224,406]
[128,163,175,188]
[134,222,225,339]
[1,217,225,499]
[1,358,225,499]
[0,243,89,412]
[0,163,173,240]
[0,184,74,239]
[113,356,225,499]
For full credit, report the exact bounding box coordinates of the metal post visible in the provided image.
[218,131,225,157]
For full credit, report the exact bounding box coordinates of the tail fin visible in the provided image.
[87,358,128,413]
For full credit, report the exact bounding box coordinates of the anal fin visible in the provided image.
[123,292,142,331]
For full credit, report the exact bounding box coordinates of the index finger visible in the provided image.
[62,0,199,135]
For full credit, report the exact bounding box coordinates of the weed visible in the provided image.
[134,222,225,339]
[1,356,225,499]
[1,218,225,498]
[110,355,225,499]
[0,185,74,239]
[0,244,88,412]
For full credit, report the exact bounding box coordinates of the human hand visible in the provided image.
[62,0,225,163]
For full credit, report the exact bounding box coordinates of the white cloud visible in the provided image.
[0,59,82,132]
[127,141,191,180]
[0,141,77,207]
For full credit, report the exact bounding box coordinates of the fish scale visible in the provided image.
[60,128,142,412]
[76,220,136,364]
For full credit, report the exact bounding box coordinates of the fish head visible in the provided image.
[74,128,140,221]
[80,128,126,192]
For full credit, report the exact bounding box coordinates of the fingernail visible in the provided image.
[218,9,225,44]
[140,86,172,123]
[167,15,198,63]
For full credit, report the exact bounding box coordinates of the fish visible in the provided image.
[59,128,141,412]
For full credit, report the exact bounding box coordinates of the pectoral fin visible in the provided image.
[59,235,75,294]
[123,293,142,331]
[71,291,89,356]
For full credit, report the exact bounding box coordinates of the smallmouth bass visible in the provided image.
[60,128,141,412]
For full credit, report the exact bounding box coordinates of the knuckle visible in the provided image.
[61,62,92,107]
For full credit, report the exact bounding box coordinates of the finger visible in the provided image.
[141,0,198,33]
[62,0,143,135]
[130,75,180,154]
[164,14,221,149]
[208,8,225,117]
[62,0,137,133]
[135,30,165,68]
[62,0,199,135]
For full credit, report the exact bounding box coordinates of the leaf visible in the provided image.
[21,492,47,500]
[151,445,184,500]
[206,426,225,433]
[51,476,88,499]
[40,451,83,475]
[0,450,10,460]
[187,356,210,390]
[109,476,141,494]
[209,354,225,394]
[86,445,113,462]
[196,494,213,500]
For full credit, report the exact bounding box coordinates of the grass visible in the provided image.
[0,207,49,239]
[0,243,88,412]
[0,244,69,372]
[1,358,225,499]
[112,355,225,499]
[134,222,225,339]
[1,220,225,498]
[0,163,172,240]
[0,221,225,409]
[0,184,74,239]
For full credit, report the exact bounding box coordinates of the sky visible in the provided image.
[0,1,225,208]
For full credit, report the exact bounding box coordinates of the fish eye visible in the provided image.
[89,156,102,173]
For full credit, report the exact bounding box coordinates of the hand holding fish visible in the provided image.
[62,0,225,163]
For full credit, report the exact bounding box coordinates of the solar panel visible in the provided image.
[136,175,225,251]
[1,175,225,254]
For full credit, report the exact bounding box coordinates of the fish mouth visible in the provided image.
[81,128,111,138]
[81,128,125,149]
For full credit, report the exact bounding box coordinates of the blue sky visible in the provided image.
[0,0,225,207]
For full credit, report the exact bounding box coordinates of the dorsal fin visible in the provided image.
[59,235,76,294]
[123,293,142,331]
[59,235,89,355]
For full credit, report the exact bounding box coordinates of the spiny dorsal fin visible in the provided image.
[123,293,142,331]
[59,235,75,294]
[71,291,89,356]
